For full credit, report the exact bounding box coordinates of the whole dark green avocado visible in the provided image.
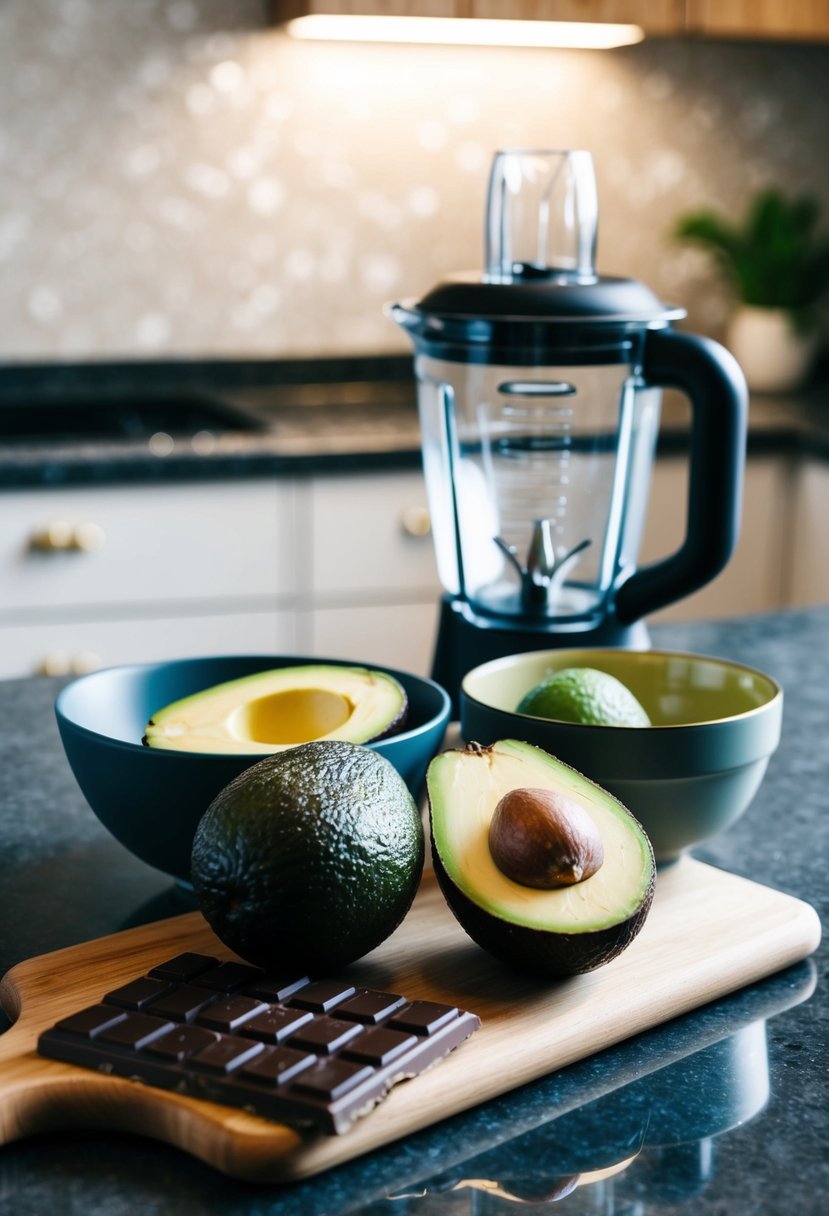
[191,740,424,972]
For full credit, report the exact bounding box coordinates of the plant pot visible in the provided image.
[726,305,819,394]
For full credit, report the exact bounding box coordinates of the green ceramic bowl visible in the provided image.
[460,648,783,866]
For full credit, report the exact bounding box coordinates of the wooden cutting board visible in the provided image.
[0,859,820,1183]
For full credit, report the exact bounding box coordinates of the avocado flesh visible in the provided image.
[428,739,655,976]
[144,664,407,754]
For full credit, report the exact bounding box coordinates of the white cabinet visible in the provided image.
[640,455,797,623]
[0,469,442,679]
[304,470,441,676]
[308,471,436,599]
[0,481,296,612]
[310,601,441,675]
[787,459,829,607]
[0,447,823,680]
[0,609,297,677]
[0,479,298,677]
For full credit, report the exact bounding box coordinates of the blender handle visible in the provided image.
[614,328,748,625]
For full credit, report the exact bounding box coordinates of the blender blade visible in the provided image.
[494,525,592,614]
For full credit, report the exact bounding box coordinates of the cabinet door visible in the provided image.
[309,601,440,678]
[640,456,793,622]
[686,0,829,39]
[472,0,683,33]
[0,609,297,680]
[309,471,439,599]
[0,480,296,614]
[293,1,684,34]
[787,460,829,607]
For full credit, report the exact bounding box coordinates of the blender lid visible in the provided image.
[392,150,685,361]
[397,271,685,327]
[394,150,684,334]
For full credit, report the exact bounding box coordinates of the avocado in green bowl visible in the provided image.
[460,648,782,866]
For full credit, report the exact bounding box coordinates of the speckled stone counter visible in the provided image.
[0,356,427,487]
[1,356,828,489]
[0,607,826,1214]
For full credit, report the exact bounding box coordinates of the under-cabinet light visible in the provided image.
[286,15,645,50]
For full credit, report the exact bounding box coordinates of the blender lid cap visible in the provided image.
[400,271,685,326]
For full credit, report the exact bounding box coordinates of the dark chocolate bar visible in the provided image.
[37,951,480,1134]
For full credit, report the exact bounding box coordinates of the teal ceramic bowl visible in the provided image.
[56,655,450,884]
[460,648,782,866]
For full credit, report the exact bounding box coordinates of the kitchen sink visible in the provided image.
[0,393,267,445]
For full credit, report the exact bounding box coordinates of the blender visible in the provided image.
[391,149,747,702]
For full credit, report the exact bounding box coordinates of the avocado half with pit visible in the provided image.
[143,664,407,754]
[427,739,655,977]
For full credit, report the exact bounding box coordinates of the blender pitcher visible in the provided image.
[391,150,747,700]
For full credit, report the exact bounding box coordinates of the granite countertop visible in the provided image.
[0,606,826,1214]
[0,356,828,489]
[0,356,426,487]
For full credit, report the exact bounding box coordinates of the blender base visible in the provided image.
[431,595,651,711]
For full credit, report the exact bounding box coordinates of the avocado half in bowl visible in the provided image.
[461,648,783,866]
[55,655,450,883]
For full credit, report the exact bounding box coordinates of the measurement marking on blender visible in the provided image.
[499,406,574,420]
[497,381,577,397]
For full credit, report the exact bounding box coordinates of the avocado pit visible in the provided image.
[488,787,604,889]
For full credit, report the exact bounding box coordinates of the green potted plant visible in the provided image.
[674,189,829,392]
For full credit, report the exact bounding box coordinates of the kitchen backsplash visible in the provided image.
[1,0,828,361]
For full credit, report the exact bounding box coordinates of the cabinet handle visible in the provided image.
[400,505,431,538]
[34,650,102,677]
[34,652,70,677]
[29,520,106,553]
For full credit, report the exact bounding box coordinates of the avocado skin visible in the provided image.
[191,740,424,972]
[432,845,655,978]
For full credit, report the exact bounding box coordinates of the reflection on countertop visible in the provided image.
[376,960,815,1216]
[0,355,827,488]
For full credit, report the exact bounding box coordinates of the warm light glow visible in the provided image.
[286,15,645,50]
